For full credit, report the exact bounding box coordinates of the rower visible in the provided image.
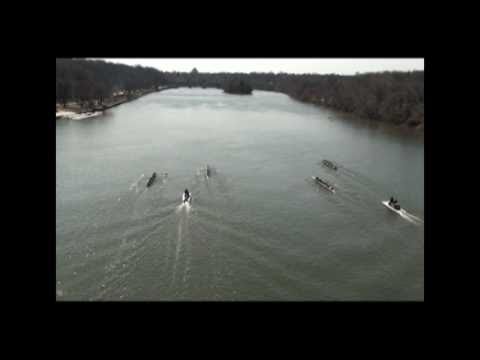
[146,172,156,187]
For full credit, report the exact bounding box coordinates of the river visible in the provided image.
[56,88,424,301]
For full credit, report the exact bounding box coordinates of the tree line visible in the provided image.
[56,59,423,127]
[56,58,165,107]
[223,78,253,94]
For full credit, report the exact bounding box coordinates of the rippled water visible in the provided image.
[56,88,424,301]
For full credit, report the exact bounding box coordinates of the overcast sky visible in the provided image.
[100,58,424,75]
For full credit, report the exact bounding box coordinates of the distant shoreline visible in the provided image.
[286,93,425,133]
[56,86,176,120]
[56,86,423,133]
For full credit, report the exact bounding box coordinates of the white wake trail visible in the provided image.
[130,174,145,190]
[399,210,423,225]
[404,212,424,224]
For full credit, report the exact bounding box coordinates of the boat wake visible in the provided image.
[402,211,424,224]
[172,217,183,284]
[176,194,192,214]
[383,201,423,225]
[129,174,145,191]
[398,210,418,224]
[175,202,191,213]
[171,197,194,292]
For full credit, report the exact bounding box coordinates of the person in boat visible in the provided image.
[315,177,333,189]
[327,161,337,170]
[206,165,211,177]
[389,197,399,205]
[393,201,401,210]
[389,197,401,209]
[147,172,156,187]
[184,189,190,201]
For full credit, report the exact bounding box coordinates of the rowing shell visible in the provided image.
[312,176,335,193]
[321,161,338,170]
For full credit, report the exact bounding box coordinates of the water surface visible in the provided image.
[56,88,424,301]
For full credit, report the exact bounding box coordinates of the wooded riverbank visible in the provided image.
[56,86,177,118]
[57,59,423,130]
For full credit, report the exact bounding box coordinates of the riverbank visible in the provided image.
[56,86,177,120]
[205,86,424,132]
[56,110,103,120]
[285,92,424,132]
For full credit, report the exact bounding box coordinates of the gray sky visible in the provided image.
[100,58,424,75]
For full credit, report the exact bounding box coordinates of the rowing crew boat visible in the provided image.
[312,176,335,193]
[146,172,156,187]
[322,160,338,170]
